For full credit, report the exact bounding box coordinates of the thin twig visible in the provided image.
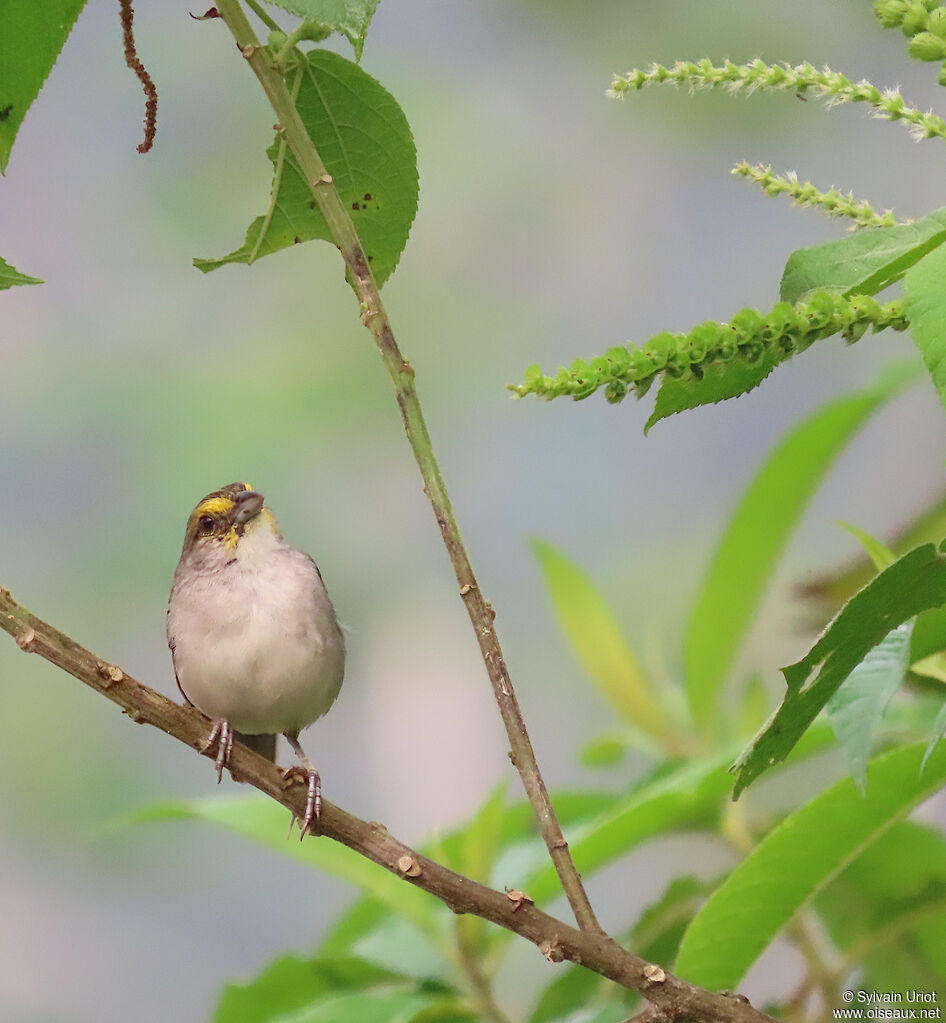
[0,585,775,1023]
[211,0,603,936]
[118,0,158,153]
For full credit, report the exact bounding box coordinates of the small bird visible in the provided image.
[166,482,345,836]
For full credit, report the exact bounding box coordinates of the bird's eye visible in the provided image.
[197,514,215,536]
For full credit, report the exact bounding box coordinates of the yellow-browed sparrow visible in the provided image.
[167,482,345,836]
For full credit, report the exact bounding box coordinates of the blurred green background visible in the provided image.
[2,0,945,1019]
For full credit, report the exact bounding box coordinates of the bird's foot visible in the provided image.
[281,763,321,839]
[201,719,234,782]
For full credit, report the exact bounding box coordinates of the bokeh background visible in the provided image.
[2,1,945,1019]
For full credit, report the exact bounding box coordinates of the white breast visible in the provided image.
[167,526,345,736]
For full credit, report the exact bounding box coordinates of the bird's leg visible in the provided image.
[201,719,234,782]
[281,731,321,838]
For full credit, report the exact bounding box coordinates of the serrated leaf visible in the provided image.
[213,955,406,1023]
[0,255,42,289]
[780,207,946,304]
[263,0,379,60]
[136,795,442,942]
[827,621,913,792]
[675,742,946,992]
[195,50,417,288]
[646,347,782,432]
[0,0,87,173]
[732,543,946,796]
[532,539,677,749]
[684,362,918,734]
[904,242,946,410]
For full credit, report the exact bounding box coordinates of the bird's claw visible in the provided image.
[202,719,234,782]
[282,764,321,838]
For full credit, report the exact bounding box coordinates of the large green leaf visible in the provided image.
[532,539,677,748]
[781,207,946,303]
[520,726,838,910]
[137,795,443,943]
[675,741,946,991]
[817,821,946,994]
[733,542,946,796]
[904,241,946,410]
[195,50,418,288]
[213,955,406,1023]
[0,255,42,289]
[0,0,87,173]
[684,361,919,733]
[263,0,380,60]
[521,749,740,906]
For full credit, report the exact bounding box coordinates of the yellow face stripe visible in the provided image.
[194,496,236,517]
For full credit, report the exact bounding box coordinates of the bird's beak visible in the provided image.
[233,489,265,525]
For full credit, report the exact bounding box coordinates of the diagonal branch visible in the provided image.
[0,585,775,1023]
[210,0,602,935]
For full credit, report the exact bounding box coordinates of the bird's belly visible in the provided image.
[170,571,344,735]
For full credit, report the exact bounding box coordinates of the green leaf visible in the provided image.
[451,783,506,954]
[213,954,406,1023]
[798,491,946,620]
[904,241,946,410]
[0,0,87,173]
[277,990,434,1023]
[528,965,631,1023]
[633,875,716,967]
[522,750,738,906]
[262,0,379,60]
[922,701,946,773]
[578,733,629,769]
[531,539,676,749]
[733,542,946,796]
[195,50,418,288]
[320,896,388,956]
[911,604,946,664]
[137,795,443,943]
[827,621,913,792]
[684,361,919,733]
[0,255,42,289]
[817,821,946,992]
[675,741,946,991]
[646,347,782,432]
[781,207,946,303]
[523,725,839,909]
[836,521,897,572]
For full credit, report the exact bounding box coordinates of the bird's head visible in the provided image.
[181,482,278,556]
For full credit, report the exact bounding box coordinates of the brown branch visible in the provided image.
[118,0,158,153]
[212,0,602,935]
[0,585,775,1023]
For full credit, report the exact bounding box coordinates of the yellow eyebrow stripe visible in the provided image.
[194,497,236,517]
